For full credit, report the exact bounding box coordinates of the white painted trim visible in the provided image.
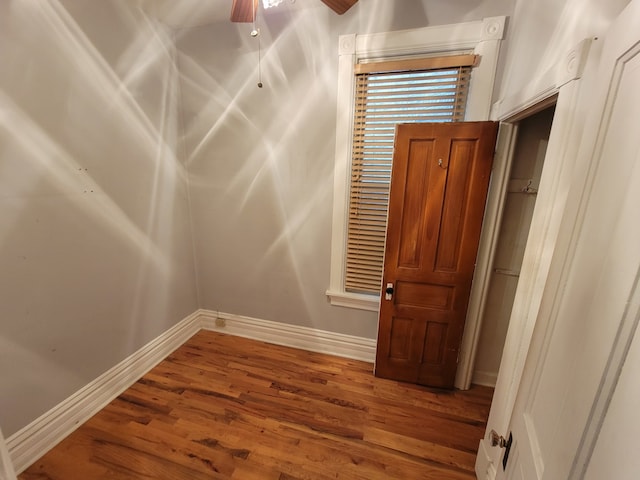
[199,310,377,363]
[6,311,201,474]
[494,39,593,121]
[0,427,16,480]
[475,437,498,480]
[456,123,518,390]
[460,43,586,393]
[325,290,379,312]
[476,37,599,479]
[472,370,499,388]
[5,309,377,474]
[465,18,507,120]
[327,34,357,304]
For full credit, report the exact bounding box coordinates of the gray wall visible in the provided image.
[495,0,631,102]
[0,1,198,436]
[3,0,629,441]
[176,0,513,340]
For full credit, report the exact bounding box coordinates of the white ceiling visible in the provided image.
[137,0,312,28]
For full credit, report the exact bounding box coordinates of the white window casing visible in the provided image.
[327,17,506,311]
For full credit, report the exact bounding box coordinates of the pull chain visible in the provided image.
[257,35,263,88]
[251,0,263,88]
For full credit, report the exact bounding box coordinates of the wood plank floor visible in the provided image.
[20,331,493,480]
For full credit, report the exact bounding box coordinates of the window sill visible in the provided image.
[326,290,380,312]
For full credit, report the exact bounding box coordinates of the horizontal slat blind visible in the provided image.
[345,59,473,294]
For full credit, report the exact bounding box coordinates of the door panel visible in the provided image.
[376,122,498,388]
[436,139,475,272]
[397,139,436,268]
[496,3,640,477]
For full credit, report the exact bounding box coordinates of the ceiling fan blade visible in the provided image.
[319,0,358,15]
[230,0,258,22]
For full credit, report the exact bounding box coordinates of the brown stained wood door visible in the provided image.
[375,121,498,388]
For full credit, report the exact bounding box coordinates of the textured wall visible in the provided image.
[0,1,198,436]
[176,0,513,340]
[495,0,630,102]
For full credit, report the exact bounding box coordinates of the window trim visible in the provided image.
[327,17,506,311]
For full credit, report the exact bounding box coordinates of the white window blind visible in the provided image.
[345,54,476,294]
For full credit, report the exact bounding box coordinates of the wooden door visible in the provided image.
[375,121,498,388]
[493,2,640,478]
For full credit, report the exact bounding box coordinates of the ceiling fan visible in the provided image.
[230,0,358,22]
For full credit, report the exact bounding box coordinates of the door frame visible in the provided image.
[468,37,598,477]
[456,37,595,392]
[0,427,17,480]
[490,1,640,477]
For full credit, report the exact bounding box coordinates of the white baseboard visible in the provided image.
[199,310,377,363]
[0,426,16,480]
[6,309,377,474]
[472,370,498,387]
[7,311,201,474]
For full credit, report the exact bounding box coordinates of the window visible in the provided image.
[327,17,506,311]
[346,55,476,295]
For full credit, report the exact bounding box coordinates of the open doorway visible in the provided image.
[472,106,556,386]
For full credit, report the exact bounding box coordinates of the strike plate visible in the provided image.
[502,432,513,470]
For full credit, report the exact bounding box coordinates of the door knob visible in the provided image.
[490,430,513,470]
[384,282,394,300]
[490,429,507,448]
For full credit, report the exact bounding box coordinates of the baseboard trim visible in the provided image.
[7,309,378,474]
[199,310,377,363]
[472,370,498,388]
[7,311,201,474]
[0,426,16,480]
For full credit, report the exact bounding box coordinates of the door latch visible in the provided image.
[384,283,394,300]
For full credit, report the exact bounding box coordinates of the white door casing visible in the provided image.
[490,0,640,478]
[475,38,595,480]
[0,427,16,480]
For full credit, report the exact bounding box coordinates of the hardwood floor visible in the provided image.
[20,331,493,479]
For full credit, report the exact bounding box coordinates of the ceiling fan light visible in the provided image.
[262,0,285,9]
